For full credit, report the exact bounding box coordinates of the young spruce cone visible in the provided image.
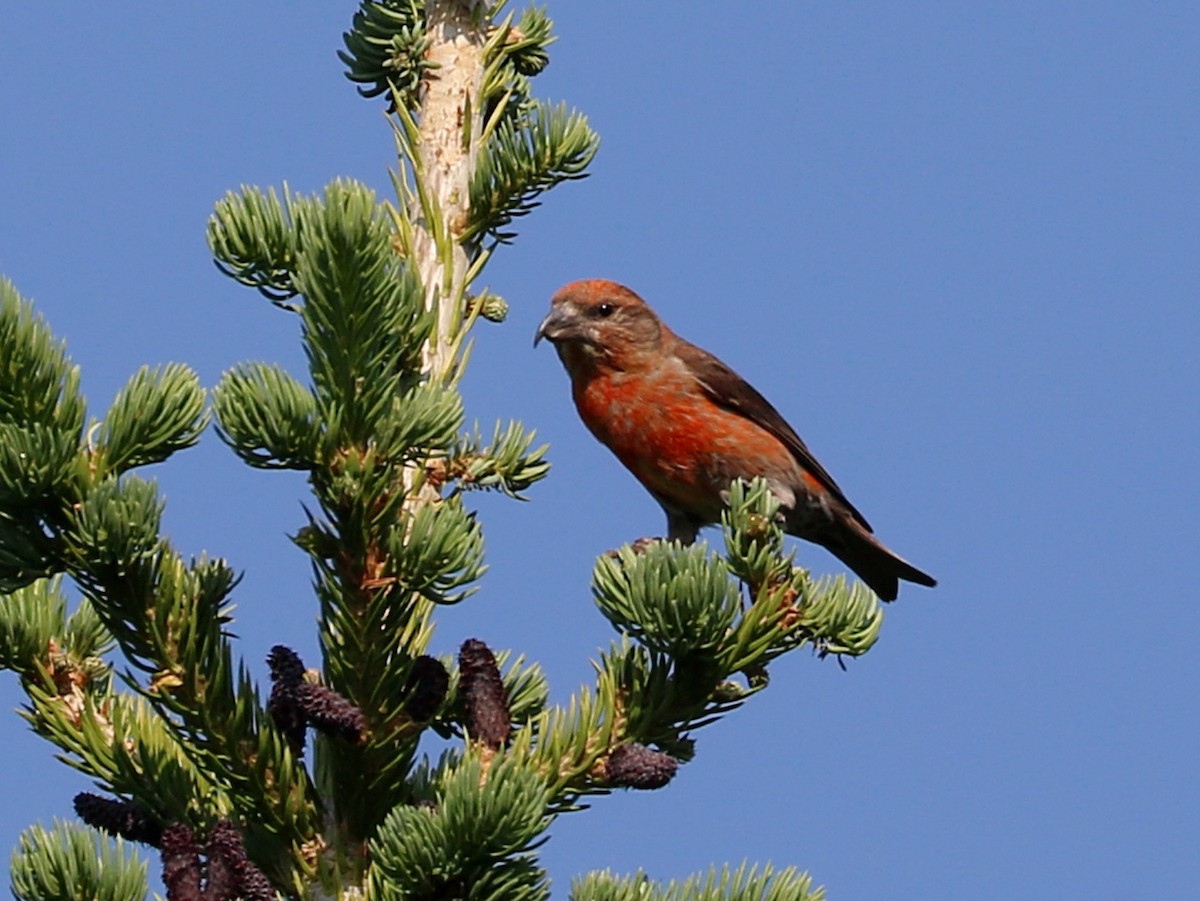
[403,654,450,722]
[605,742,679,790]
[73,792,163,847]
[458,638,511,749]
[266,645,308,754]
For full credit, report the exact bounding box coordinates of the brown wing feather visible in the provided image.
[674,338,873,531]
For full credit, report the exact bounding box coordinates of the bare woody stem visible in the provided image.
[412,0,488,385]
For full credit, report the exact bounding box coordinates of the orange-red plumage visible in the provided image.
[535,279,935,601]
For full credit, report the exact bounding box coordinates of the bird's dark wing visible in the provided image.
[675,338,873,531]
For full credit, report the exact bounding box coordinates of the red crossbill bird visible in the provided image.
[535,279,936,601]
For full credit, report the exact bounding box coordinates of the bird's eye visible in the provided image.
[594,303,616,318]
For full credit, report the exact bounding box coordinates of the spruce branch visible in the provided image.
[385,496,486,604]
[10,820,150,901]
[95,364,208,476]
[100,693,226,828]
[374,382,465,463]
[570,863,824,901]
[281,30,591,873]
[21,683,230,837]
[507,479,886,811]
[469,99,599,243]
[509,679,616,807]
[594,542,743,660]
[292,181,432,429]
[442,420,551,498]
[208,164,479,859]
[595,479,884,673]
[208,184,310,305]
[213,363,320,470]
[490,6,553,81]
[0,578,82,677]
[0,280,85,591]
[0,277,85,435]
[0,584,227,831]
[0,422,80,508]
[0,510,59,593]
[367,756,552,901]
[794,576,885,658]
[52,473,321,882]
[341,0,430,110]
[476,7,551,145]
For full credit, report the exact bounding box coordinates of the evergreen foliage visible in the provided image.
[571,865,824,901]
[10,821,148,901]
[2,3,892,899]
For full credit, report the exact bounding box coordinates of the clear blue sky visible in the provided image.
[2,3,1198,898]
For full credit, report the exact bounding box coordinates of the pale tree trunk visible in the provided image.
[413,0,488,384]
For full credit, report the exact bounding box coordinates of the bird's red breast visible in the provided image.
[571,357,802,519]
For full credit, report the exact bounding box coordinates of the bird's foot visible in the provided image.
[604,536,662,558]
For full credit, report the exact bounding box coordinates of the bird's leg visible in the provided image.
[604,508,700,558]
[664,509,700,545]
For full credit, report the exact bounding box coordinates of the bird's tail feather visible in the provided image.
[823,523,936,602]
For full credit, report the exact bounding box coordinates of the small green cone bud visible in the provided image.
[472,292,509,323]
[711,679,751,703]
[743,512,773,538]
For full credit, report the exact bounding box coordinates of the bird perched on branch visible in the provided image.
[535,279,936,601]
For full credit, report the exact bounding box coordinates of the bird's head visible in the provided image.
[534,280,665,373]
